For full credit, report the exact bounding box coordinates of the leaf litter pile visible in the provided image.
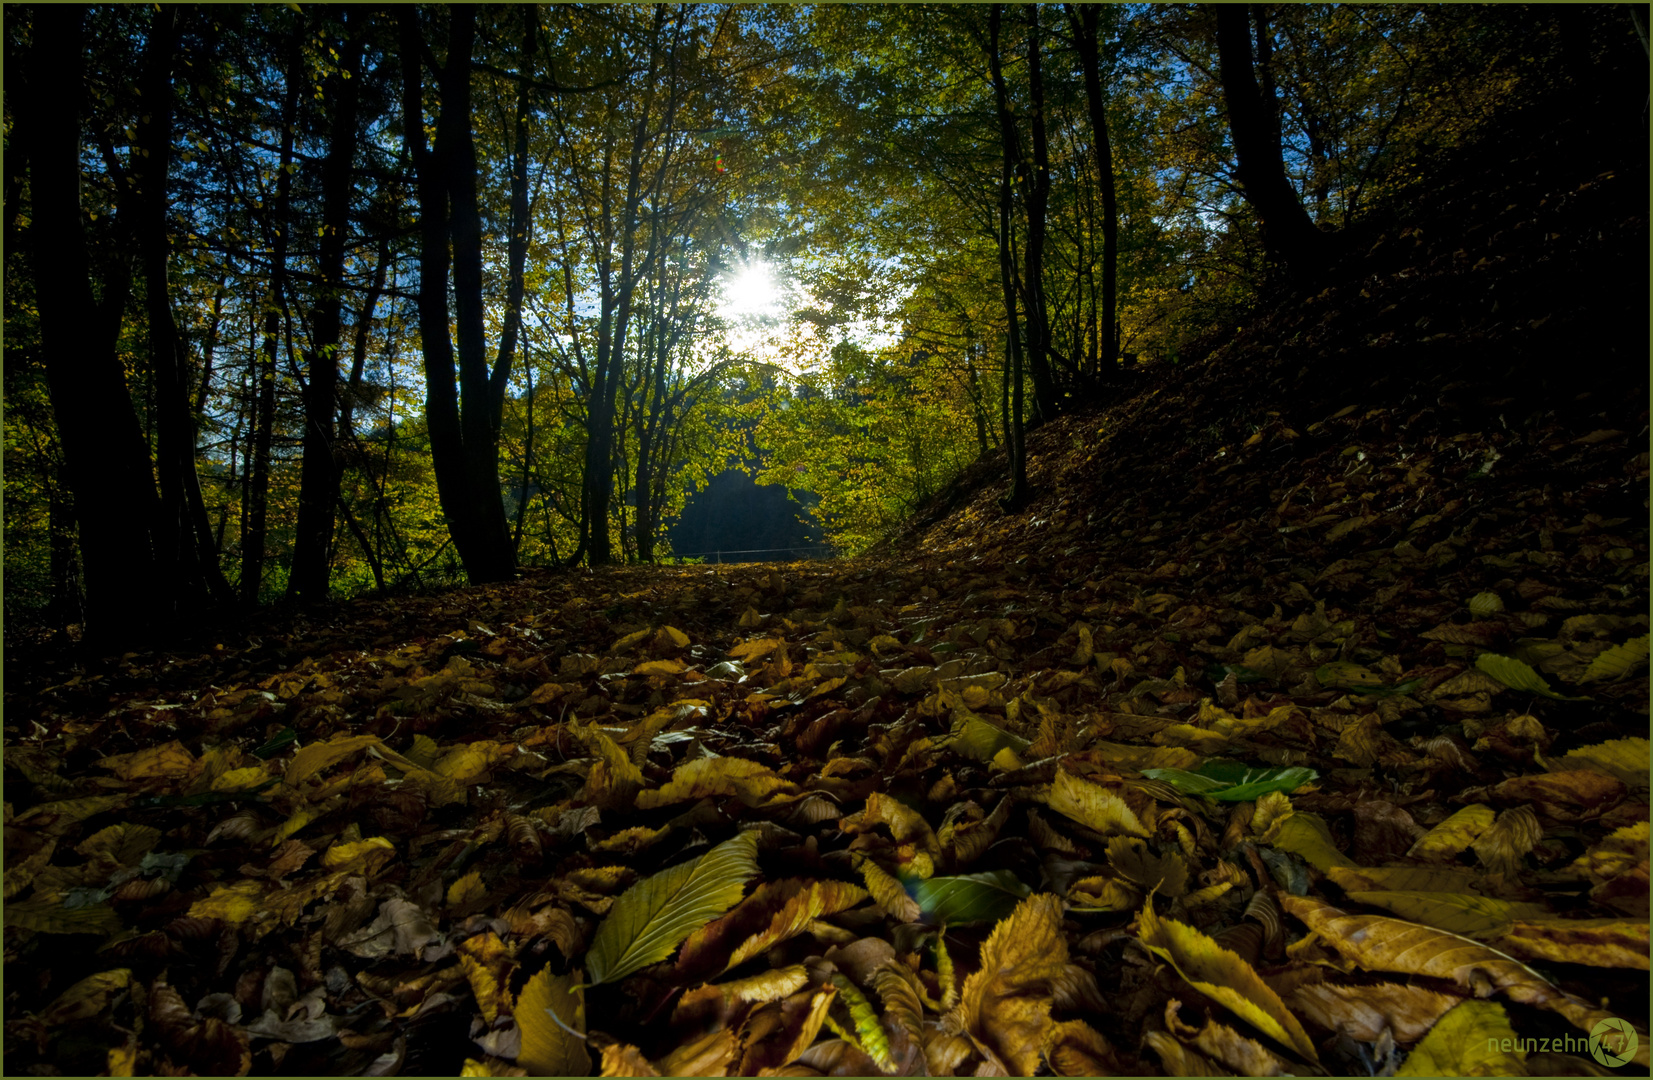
[5,110,1651,1080]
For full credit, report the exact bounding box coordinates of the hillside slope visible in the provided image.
[4,53,1649,1080]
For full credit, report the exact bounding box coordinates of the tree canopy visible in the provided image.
[2,2,1639,645]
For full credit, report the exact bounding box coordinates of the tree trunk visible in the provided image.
[242,28,303,607]
[1019,4,1059,421]
[1069,4,1121,373]
[1213,3,1330,279]
[398,6,516,583]
[133,6,233,613]
[289,8,365,602]
[21,4,165,646]
[988,6,1030,513]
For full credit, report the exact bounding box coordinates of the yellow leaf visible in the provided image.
[949,894,1074,1076]
[574,725,644,810]
[1546,737,1651,789]
[1408,803,1496,861]
[633,658,686,676]
[41,968,133,1026]
[1395,1000,1526,1076]
[1047,768,1150,838]
[188,880,265,925]
[610,629,651,652]
[515,966,591,1076]
[322,836,394,868]
[457,931,516,1025]
[210,766,272,792]
[728,637,780,662]
[1137,899,1319,1061]
[1266,812,1356,871]
[448,869,488,909]
[652,625,690,653]
[856,855,922,923]
[635,755,800,810]
[285,733,380,787]
[723,880,869,971]
[98,740,196,780]
[433,740,511,782]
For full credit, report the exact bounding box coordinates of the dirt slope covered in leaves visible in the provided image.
[5,79,1651,1080]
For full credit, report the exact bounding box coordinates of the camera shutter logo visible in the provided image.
[1590,1017,1639,1068]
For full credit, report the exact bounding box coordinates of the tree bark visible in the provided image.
[289,8,366,601]
[1213,4,1330,278]
[987,6,1030,512]
[20,5,165,645]
[1019,4,1059,421]
[398,6,517,583]
[1068,4,1121,374]
[132,6,234,612]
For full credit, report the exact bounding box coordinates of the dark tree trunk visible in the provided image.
[242,29,303,608]
[20,4,163,646]
[398,6,517,583]
[289,8,366,602]
[987,6,1030,513]
[1213,3,1330,278]
[1019,4,1059,421]
[132,6,234,612]
[1068,3,1121,373]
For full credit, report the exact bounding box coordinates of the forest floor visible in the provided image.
[5,96,1650,1078]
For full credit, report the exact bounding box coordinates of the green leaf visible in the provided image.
[252,728,299,759]
[1475,653,1589,700]
[583,830,761,986]
[1203,663,1268,684]
[1578,635,1649,684]
[1142,760,1318,802]
[1346,677,1425,697]
[911,870,1031,926]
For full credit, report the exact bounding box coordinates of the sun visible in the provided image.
[720,260,781,319]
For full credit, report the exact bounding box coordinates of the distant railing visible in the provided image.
[667,545,836,563]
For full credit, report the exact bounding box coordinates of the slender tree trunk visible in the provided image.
[289,8,365,601]
[988,5,1029,511]
[133,6,233,612]
[243,30,302,608]
[1069,3,1120,374]
[20,5,165,646]
[1019,4,1058,421]
[1212,4,1330,278]
[398,6,516,583]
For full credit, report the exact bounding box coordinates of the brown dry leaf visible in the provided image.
[636,755,801,810]
[1461,770,1626,822]
[1043,1018,1123,1076]
[1493,918,1651,970]
[1136,899,1319,1062]
[1279,894,1649,1062]
[1471,805,1544,877]
[856,856,922,923]
[1161,999,1296,1076]
[947,893,1076,1076]
[1288,978,1464,1043]
[598,1039,662,1076]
